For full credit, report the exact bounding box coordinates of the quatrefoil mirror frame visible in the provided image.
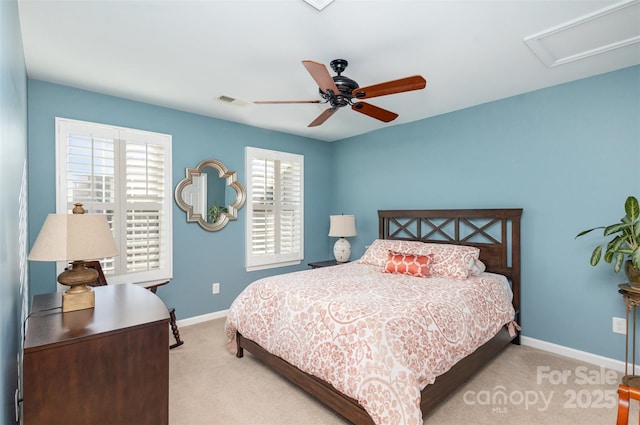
[175,159,246,231]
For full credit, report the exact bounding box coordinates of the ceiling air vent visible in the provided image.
[524,0,640,67]
[302,0,334,11]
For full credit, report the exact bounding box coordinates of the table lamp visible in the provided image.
[28,203,119,312]
[328,214,356,263]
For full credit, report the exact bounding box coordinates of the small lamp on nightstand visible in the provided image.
[28,203,119,312]
[328,214,356,263]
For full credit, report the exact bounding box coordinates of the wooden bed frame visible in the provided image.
[235,208,522,424]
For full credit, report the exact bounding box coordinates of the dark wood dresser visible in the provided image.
[23,283,169,425]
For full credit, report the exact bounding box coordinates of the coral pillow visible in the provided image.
[383,251,433,278]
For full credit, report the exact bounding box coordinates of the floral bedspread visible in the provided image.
[225,262,515,425]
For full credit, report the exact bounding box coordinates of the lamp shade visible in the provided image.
[328,215,356,238]
[28,213,119,262]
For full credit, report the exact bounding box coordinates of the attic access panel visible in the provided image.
[525,0,640,67]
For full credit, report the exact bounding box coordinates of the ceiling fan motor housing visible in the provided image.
[320,59,360,108]
[320,75,360,107]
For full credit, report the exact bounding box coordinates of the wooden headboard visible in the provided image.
[378,208,522,313]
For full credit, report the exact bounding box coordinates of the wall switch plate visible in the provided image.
[212,283,220,294]
[613,317,626,334]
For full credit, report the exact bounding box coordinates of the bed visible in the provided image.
[225,208,522,424]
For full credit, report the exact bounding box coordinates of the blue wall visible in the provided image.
[0,0,28,423]
[25,65,640,364]
[333,65,640,361]
[27,80,334,320]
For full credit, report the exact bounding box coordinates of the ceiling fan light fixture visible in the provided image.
[302,0,334,11]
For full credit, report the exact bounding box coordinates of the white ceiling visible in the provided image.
[17,0,640,142]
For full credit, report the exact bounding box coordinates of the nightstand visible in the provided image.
[308,259,347,269]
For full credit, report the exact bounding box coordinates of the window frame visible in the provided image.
[55,117,173,285]
[245,146,304,272]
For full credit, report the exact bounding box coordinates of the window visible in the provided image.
[245,147,304,271]
[55,118,172,284]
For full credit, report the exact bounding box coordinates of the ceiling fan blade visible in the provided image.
[308,107,338,127]
[352,102,398,123]
[302,60,340,95]
[254,100,322,104]
[352,75,426,99]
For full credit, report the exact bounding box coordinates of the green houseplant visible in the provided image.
[207,203,228,224]
[576,196,640,284]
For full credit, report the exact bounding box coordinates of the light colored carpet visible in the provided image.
[169,319,628,425]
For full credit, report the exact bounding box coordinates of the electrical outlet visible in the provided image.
[212,283,220,294]
[613,317,626,334]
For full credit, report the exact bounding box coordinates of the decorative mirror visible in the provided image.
[175,159,246,231]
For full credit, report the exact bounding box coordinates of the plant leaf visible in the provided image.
[575,227,605,238]
[604,249,614,263]
[591,245,603,266]
[626,196,640,222]
[632,248,640,269]
[614,252,625,272]
[604,222,631,236]
[608,235,627,252]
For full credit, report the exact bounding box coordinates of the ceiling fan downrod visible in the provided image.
[329,59,348,76]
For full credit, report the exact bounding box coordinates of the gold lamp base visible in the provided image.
[58,261,97,312]
[62,289,95,313]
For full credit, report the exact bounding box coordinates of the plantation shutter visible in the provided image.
[123,139,166,275]
[246,147,304,271]
[56,118,172,284]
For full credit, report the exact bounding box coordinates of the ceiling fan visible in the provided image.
[254,59,427,127]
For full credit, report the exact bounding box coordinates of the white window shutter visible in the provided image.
[245,147,304,271]
[55,118,172,284]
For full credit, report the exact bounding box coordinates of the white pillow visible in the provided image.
[468,259,487,276]
[358,239,480,280]
[418,243,480,279]
[357,239,429,268]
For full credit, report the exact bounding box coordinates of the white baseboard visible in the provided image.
[176,309,228,328]
[521,335,637,374]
